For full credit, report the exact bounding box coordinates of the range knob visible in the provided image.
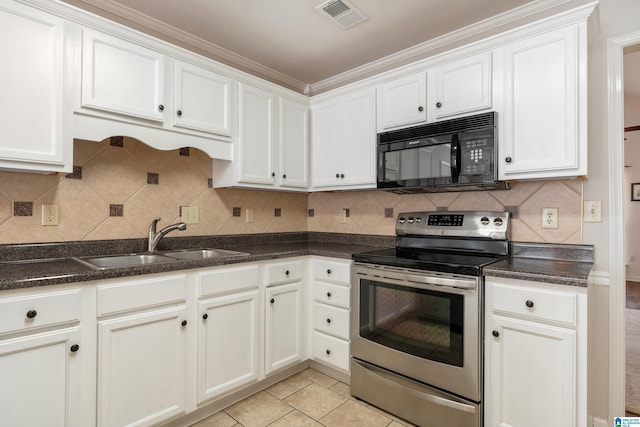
[398,217,406,224]
[480,217,490,225]
[415,217,423,224]
[407,217,415,224]
[493,217,504,226]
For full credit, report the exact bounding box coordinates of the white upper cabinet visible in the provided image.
[499,23,586,180]
[213,85,309,191]
[427,52,492,121]
[278,97,309,189]
[173,60,232,136]
[376,73,426,132]
[0,1,71,172]
[76,27,234,159]
[82,29,165,122]
[311,88,376,190]
[237,83,276,185]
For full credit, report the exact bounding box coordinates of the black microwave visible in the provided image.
[376,112,509,193]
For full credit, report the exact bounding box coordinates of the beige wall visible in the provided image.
[625,93,640,280]
[0,136,583,245]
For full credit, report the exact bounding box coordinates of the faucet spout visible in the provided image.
[148,218,187,252]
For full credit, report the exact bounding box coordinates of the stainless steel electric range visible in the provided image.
[350,211,510,427]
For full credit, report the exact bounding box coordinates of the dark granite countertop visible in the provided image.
[0,233,393,291]
[483,242,594,287]
[0,234,593,291]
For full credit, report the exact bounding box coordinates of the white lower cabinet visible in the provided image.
[485,276,586,427]
[265,260,303,375]
[309,257,351,373]
[196,264,260,403]
[0,256,354,425]
[0,287,82,427]
[96,274,188,427]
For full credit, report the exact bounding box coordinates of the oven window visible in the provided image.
[358,279,464,367]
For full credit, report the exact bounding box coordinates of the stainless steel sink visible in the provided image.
[162,248,248,261]
[75,253,176,270]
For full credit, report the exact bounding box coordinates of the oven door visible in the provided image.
[351,263,482,402]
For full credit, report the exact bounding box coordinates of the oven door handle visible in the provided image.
[367,268,477,290]
[404,273,477,290]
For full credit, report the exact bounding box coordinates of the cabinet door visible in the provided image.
[265,282,302,375]
[82,29,165,122]
[0,2,68,171]
[376,72,426,132]
[98,306,187,427]
[173,61,232,136]
[0,327,81,427]
[500,25,584,179]
[197,290,259,403]
[278,97,309,189]
[487,315,576,427]
[237,83,275,185]
[340,88,376,187]
[428,52,492,120]
[311,102,342,188]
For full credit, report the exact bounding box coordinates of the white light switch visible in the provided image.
[181,206,199,224]
[584,200,602,223]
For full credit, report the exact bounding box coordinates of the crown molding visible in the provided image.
[57,0,595,95]
[61,0,309,93]
[308,0,596,94]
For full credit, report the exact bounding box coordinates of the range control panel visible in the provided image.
[396,211,509,240]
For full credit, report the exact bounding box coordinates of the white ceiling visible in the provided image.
[61,0,584,94]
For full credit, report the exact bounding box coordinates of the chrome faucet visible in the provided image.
[148,218,187,252]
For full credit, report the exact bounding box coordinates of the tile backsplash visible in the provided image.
[0,138,583,245]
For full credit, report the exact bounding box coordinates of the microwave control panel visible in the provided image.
[460,132,494,176]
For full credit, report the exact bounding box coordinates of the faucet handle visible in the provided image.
[149,217,161,233]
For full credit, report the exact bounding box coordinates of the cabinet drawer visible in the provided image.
[98,274,186,316]
[266,260,302,285]
[0,288,81,335]
[312,331,350,372]
[313,302,349,340]
[491,283,577,326]
[199,264,260,298]
[313,282,350,309]
[313,259,350,284]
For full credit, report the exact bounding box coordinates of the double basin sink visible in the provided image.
[74,248,249,270]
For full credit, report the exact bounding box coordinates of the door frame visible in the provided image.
[607,31,640,420]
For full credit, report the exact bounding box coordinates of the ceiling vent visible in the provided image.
[316,0,368,29]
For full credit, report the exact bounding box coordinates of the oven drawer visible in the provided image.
[490,281,577,326]
[313,302,349,340]
[313,259,350,284]
[312,331,349,371]
[313,282,350,309]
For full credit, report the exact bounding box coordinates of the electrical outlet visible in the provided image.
[338,209,347,224]
[584,200,602,223]
[246,208,255,223]
[542,207,558,229]
[181,206,199,224]
[42,204,59,226]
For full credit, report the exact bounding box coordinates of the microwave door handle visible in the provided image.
[450,134,461,183]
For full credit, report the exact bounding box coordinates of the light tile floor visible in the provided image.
[190,368,415,427]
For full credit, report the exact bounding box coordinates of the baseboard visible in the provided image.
[162,362,309,427]
[627,274,640,282]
